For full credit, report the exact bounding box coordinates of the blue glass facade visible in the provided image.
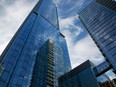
[79,0,116,73]
[93,61,111,77]
[59,60,100,87]
[0,0,71,87]
[31,40,55,87]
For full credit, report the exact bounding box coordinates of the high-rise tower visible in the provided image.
[79,0,116,73]
[0,0,71,87]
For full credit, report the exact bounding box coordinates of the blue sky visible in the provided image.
[56,0,105,67]
[0,0,115,78]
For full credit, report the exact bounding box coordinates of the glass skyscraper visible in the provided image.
[79,0,116,73]
[0,0,71,87]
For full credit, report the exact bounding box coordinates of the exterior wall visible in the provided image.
[59,68,99,87]
[31,39,70,87]
[96,0,116,11]
[79,68,99,87]
[93,61,111,76]
[59,75,80,87]
[0,0,71,87]
[59,60,100,87]
[79,0,116,72]
[31,40,55,87]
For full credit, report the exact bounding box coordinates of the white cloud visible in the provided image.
[66,0,85,13]
[59,15,83,43]
[0,0,38,54]
[59,16,105,68]
[54,0,61,5]
[68,35,105,68]
[105,70,116,80]
[60,15,78,28]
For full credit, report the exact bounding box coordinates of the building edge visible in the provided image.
[0,0,43,63]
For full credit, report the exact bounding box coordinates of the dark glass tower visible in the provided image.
[59,60,100,87]
[0,0,71,87]
[79,0,116,73]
